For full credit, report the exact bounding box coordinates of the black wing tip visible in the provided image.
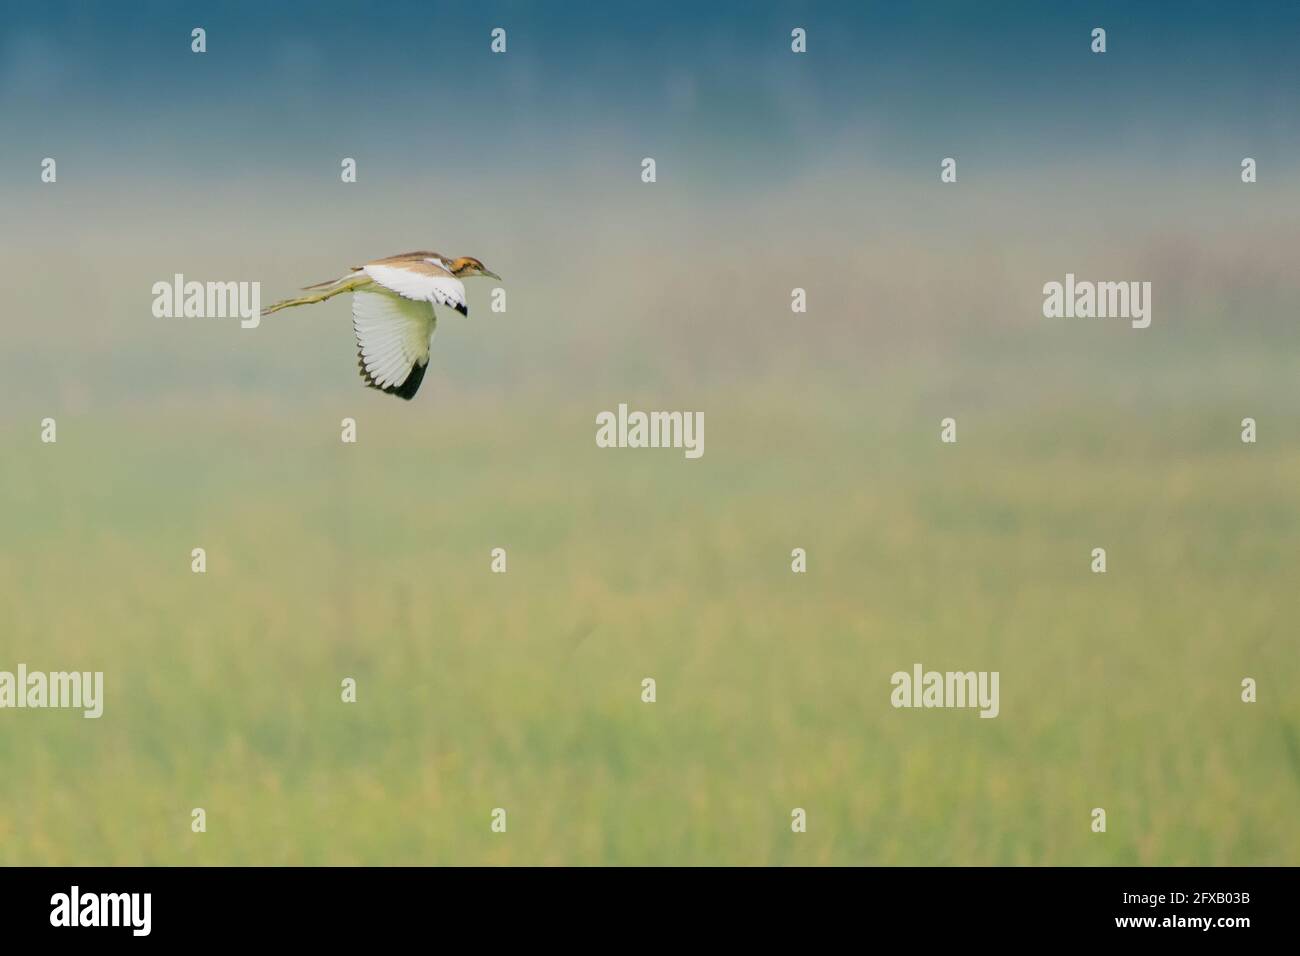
[454,302,468,316]
[385,361,428,399]
[356,353,429,400]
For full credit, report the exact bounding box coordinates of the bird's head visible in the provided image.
[449,256,501,281]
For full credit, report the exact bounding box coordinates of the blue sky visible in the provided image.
[2,1,1297,407]
[4,0,1298,181]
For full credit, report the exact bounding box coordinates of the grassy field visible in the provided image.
[1,369,1297,866]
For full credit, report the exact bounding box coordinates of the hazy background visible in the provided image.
[1,1,1297,864]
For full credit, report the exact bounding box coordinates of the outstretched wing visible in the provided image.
[363,260,468,315]
[352,288,436,400]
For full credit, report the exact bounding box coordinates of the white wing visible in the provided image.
[352,288,436,398]
[363,263,467,315]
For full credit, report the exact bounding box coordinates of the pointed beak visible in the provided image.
[484,270,502,282]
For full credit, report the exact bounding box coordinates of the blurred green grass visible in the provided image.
[0,383,1297,865]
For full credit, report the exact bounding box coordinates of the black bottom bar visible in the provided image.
[0,866,1281,942]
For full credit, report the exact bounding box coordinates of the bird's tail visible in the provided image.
[261,271,371,316]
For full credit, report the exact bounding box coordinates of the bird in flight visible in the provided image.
[262,251,501,399]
